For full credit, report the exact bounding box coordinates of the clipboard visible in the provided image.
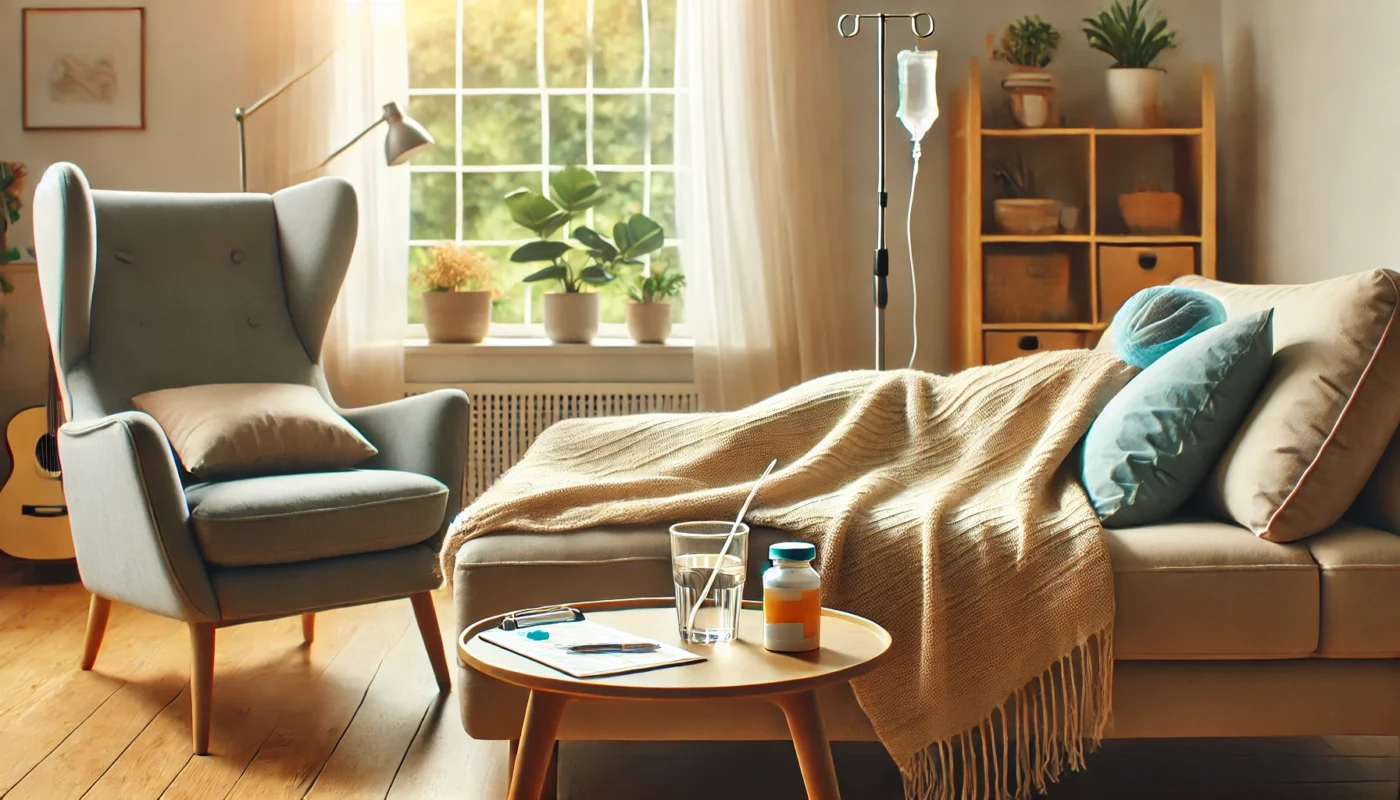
[478,605,705,679]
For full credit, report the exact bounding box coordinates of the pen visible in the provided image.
[567,642,661,654]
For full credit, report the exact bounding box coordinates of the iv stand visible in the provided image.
[837,12,934,371]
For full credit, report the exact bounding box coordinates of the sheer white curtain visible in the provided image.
[676,0,864,411]
[244,0,407,408]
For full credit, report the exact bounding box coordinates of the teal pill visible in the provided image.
[526,629,550,640]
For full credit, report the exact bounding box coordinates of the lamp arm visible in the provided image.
[318,114,388,170]
[233,46,338,192]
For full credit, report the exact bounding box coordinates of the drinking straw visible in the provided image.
[684,459,778,634]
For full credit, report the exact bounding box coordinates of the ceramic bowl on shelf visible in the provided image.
[1119,191,1183,234]
[994,198,1062,235]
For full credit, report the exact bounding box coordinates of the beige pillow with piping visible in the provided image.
[132,383,377,480]
[1174,271,1400,542]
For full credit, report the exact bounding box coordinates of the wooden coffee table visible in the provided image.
[459,597,892,800]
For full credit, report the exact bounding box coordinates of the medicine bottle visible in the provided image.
[762,542,821,652]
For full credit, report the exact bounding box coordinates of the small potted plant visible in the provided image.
[992,156,1061,235]
[993,16,1062,129]
[1083,0,1178,128]
[416,243,501,344]
[626,264,685,344]
[507,165,665,344]
[1119,176,1183,234]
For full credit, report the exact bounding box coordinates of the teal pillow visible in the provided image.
[1108,286,1228,369]
[1082,309,1274,528]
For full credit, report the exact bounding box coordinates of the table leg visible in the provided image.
[774,691,841,800]
[508,691,569,800]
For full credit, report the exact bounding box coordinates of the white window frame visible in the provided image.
[406,0,687,341]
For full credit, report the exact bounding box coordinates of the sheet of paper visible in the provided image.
[478,619,704,679]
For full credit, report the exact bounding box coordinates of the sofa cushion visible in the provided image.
[1305,522,1400,657]
[1175,271,1400,543]
[186,469,447,567]
[1103,519,1318,658]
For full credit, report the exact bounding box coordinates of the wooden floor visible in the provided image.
[1,557,1396,799]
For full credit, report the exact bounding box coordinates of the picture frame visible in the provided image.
[22,7,147,131]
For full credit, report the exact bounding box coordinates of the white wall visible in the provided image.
[830,0,1223,372]
[1219,0,1400,286]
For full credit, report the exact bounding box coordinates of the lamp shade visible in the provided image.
[382,101,434,166]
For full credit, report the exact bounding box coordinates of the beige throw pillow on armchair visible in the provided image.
[132,383,377,480]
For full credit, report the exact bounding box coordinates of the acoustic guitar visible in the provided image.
[0,355,73,560]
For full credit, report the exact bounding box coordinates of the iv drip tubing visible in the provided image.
[907,143,921,369]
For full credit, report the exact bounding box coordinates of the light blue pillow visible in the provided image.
[1108,286,1227,369]
[1083,309,1274,528]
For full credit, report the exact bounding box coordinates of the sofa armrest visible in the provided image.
[341,389,469,540]
[59,411,220,621]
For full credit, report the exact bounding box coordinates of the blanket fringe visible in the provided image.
[902,628,1114,800]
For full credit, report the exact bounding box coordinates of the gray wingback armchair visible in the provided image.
[32,162,467,755]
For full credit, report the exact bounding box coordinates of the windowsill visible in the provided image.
[404,337,695,385]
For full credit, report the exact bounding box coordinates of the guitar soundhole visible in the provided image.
[35,433,61,478]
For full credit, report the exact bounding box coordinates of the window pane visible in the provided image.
[462,95,542,165]
[463,171,541,240]
[596,276,630,324]
[594,95,646,165]
[544,0,588,88]
[408,246,432,324]
[407,0,457,88]
[594,0,643,87]
[648,0,677,87]
[408,95,456,166]
[648,172,675,236]
[549,95,587,166]
[411,173,455,240]
[651,245,685,323]
[462,0,538,88]
[649,94,673,163]
[593,171,645,233]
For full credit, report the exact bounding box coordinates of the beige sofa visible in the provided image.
[453,272,1400,776]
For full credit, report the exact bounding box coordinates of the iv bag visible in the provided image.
[896,49,939,143]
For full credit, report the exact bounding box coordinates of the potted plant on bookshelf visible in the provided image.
[1083,0,1178,128]
[992,156,1061,235]
[993,15,1062,129]
[507,165,666,344]
[1119,176,1183,233]
[416,243,501,344]
[626,264,685,344]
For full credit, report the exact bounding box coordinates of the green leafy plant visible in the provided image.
[506,165,666,293]
[993,16,1061,69]
[992,156,1040,198]
[1082,0,1177,69]
[627,264,685,305]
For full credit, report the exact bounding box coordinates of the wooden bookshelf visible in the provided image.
[949,59,1217,370]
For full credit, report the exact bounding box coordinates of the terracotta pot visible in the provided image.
[421,290,492,343]
[993,198,1062,235]
[1002,69,1059,129]
[1106,68,1169,128]
[1118,191,1183,234]
[625,302,672,344]
[543,292,599,344]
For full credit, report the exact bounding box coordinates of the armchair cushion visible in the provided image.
[186,469,447,567]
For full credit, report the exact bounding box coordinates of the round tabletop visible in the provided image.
[459,598,892,701]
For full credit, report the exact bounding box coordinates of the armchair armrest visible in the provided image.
[341,389,469,539]
[59,411,220,621]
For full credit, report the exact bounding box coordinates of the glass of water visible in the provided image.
[669,521,749,644]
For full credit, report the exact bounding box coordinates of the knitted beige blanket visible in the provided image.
[442,349,1136,800]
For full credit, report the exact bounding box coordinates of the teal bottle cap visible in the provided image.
[769,542,816,562]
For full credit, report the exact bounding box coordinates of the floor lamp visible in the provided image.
[233,53,434,192]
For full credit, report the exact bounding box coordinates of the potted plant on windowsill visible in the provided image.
[993,15,1062,129]
[416,243,501,344]
[1083,0,1178,128]
[507,165,666,344]
[626,264,685,344]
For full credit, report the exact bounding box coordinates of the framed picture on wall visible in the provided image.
[22,7,146,131]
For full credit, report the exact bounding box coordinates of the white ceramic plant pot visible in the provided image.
[1106,68,1168,128]
[421,290,492,344]
[1002,69,1058,129]
[625,302,672,344]
[544,292,599,344]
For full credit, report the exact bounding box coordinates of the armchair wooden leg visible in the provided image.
[80,595,112,670]
[189,622,216,755]
[301,613,316,644]
[409,592,451,692]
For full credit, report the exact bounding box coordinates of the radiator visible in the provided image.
[407,382,700,501]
